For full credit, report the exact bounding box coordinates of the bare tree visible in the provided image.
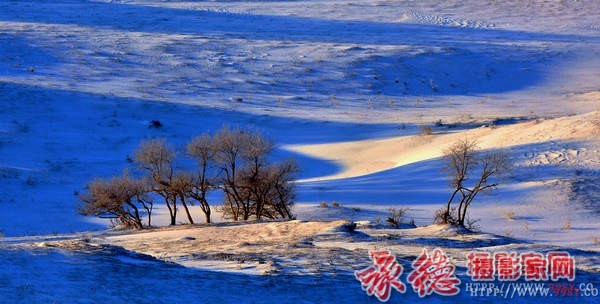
[187,134,217,223]
[138,177,155,227]
[170,172,195,224]
[440,138,478,225]
[134,139,178,225]
[212,127,252,221]
[241,130,273,220]
[212,127,297,221]
[438,138,509,228]
[258,160,298,220]
[79,173,152,229]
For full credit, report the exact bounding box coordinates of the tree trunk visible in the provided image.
[142,204,152,227]
[204,211,211,224]
[443,189,459,224]
[170,197,177,225]
[202,200,211,223]
[180,194,194,224]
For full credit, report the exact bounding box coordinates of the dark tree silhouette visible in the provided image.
[79,173,153,229]
[187,134,217,223]
[134,139,179,225]
[438,138,509,228]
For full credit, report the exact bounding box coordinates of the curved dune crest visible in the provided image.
[286,111,600,182]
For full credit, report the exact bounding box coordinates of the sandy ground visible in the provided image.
[8,220,596,278]
[102,220,350,275]
[287,111,600,181]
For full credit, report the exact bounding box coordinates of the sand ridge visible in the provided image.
[286,111,600,181]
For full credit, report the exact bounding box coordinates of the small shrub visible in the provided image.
[330,95,338,107]
[149,120,163,128]
[319,201,328,208]
[502,210,516,221]
[429,79,439,92]
[374,216,381,225]
[13,121,30,133]
[433,206,459,226]
[386,207,409,229]
[25,176,37,187]
[465,216,481,232]
[331,201,340,207]
[82,234,93,243]
[561,219,571,230]
[419,125,433,135]
[46,160,63,173]
[341,222,356,232]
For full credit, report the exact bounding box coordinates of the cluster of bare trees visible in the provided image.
[436,138,509,228]
[79,173,153,229]
[79,127,298,229]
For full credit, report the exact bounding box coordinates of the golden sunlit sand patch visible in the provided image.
[286,111,600,181]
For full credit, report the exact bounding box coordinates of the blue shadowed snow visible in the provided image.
[0,1,597,46]
[0,82,398,236]
[0,247,597,303]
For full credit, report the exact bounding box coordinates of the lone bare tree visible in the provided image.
[79,173,153,229]
[438,138,509,228]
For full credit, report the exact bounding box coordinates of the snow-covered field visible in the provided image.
[0,0,599,302]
